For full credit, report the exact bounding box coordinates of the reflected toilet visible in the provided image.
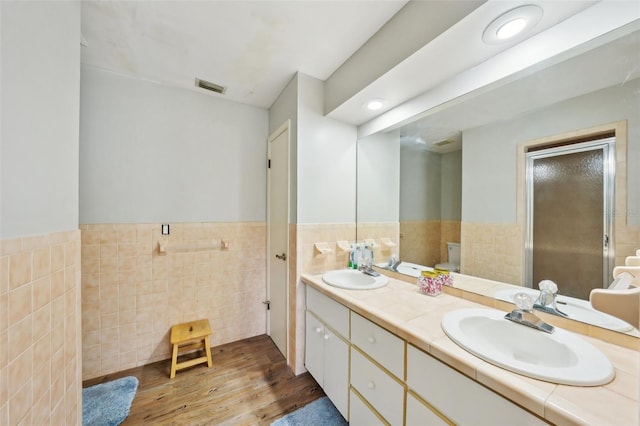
[435,242,460,272]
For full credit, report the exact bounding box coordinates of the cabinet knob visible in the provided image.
[315,327,322,334]
[367,381,375,390]
[324,334,330,340]
[367,336,376,344]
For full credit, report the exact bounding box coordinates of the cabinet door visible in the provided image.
[324,328,349,419]
[305,311,324,385]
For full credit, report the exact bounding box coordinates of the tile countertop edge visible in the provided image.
[300,273,639,426]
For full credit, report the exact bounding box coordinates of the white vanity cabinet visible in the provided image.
[303,282,549,425]
[407,345,547,425]
[350,312,405,425]
[305,287,349,419]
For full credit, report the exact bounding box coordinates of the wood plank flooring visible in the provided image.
[83,334,325,425]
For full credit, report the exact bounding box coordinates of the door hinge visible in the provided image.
[263,300,271,310]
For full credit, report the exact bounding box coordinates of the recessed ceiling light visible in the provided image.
[496,18,528,40]
[366,99,385,111]
[483,5,543,45]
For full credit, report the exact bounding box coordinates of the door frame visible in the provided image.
[524,138,615,289]
[266,120,290,359]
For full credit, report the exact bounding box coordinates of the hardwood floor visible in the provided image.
[83,335,325,425]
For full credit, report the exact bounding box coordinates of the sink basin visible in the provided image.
[322,269,389,290]
[373,261,430,277]
[395,261,430,277]
[493,287,634,332]
[441,308,614,386]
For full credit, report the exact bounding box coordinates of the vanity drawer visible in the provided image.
[351,347,404,425]
[306,286,349,338]
[407,345,546,425]
[351,312,404,379]
[349,389,386,426]
[406,391,449,426]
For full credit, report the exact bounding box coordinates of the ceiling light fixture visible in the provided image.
[482,5,543,45]
[366,99,385,111]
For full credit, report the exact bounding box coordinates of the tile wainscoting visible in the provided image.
[461,222,524,285]
[1,230,82,425]
[80,222,267,380]
[461,221,640,286]
[399,220,461,267]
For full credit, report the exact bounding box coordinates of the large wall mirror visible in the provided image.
[356,23,640,336]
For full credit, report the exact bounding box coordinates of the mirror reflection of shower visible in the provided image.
[525,137,615,300]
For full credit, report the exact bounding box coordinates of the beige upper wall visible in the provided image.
[462,79,640,225]
[1,1,81,239]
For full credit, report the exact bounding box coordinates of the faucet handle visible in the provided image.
[513,292,535,311]
[538,279,558,293]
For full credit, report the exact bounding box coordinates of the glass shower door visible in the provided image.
[525,138,614,300]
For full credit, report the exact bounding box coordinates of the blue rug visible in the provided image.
[82,376,139,426]
[272,396,348,425]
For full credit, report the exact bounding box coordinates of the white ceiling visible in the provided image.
[81,1,640,129]
[81,0,408,109]
[398,26,640,153]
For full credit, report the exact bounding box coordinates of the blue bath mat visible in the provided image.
[271,396,348,426]
[82,376,139,426]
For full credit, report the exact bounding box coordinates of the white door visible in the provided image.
[267,121,289,358]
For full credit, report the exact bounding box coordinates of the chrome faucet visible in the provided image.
[357,246,380,277]
[505,293,555,333]
[388,256,402,272]
[533,280,568,317]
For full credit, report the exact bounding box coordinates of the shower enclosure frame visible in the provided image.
[524,137,616,292]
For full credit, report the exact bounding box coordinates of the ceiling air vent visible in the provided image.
[432,140,454,147]
[195,78,226,95]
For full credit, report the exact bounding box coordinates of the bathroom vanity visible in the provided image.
[301,273,639,425]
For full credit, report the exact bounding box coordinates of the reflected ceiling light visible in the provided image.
[366,98,385,111]
[483,5,543,44]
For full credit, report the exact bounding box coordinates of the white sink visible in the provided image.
[493,287,634,332]
[441,308,615,386]
[395,261,431,277]
[322,269,389,290]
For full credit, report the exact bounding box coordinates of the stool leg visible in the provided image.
[204,336,213,368]
[170,343,179,378]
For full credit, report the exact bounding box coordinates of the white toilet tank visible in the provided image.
[447,242,460,265]
[435,242,460,272]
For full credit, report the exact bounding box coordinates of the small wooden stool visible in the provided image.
[170,319,213,378]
